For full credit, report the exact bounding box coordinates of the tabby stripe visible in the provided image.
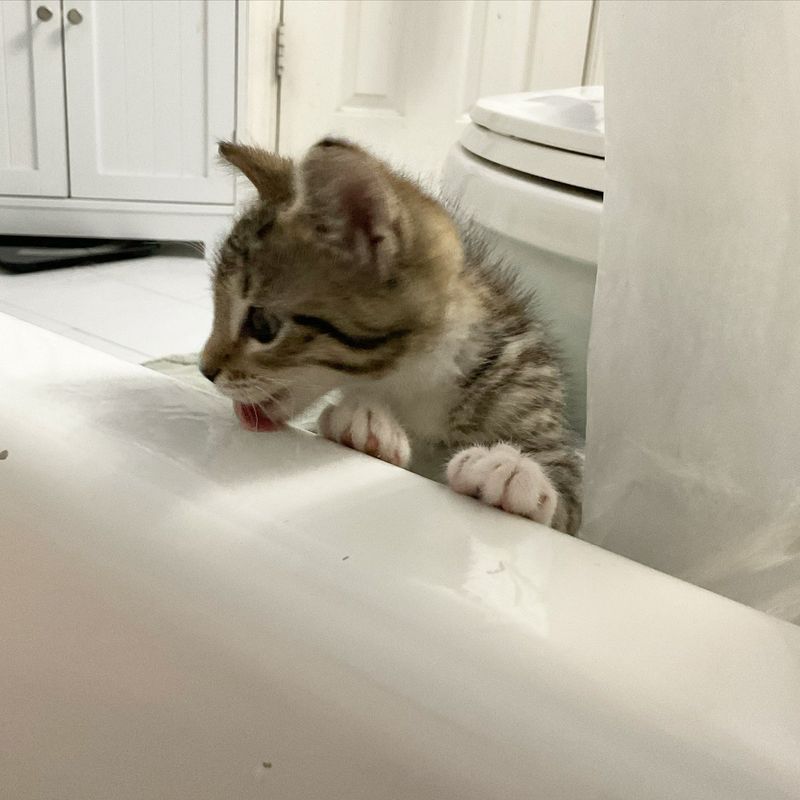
[292,314,409,351]
[460,343,504,391]
[309,357,396,375]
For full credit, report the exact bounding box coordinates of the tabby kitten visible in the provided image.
[200,138,582,534]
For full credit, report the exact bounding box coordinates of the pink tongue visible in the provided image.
[234,401,282,432]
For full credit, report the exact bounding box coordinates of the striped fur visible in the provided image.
[201,138,582,534]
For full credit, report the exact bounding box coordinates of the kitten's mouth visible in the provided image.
[233,395,288,432]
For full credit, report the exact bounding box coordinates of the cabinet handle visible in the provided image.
[35,6,53,21]
[66,8,83,24]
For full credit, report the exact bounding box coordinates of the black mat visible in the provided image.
[0,236,159,273]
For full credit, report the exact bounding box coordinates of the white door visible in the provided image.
[0,0,68,197]
[279,0,595,178]
[63,0,236,204]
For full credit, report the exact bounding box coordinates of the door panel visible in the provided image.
[0,0,68,197]
[280,0,595,178]
[64,0,236,203]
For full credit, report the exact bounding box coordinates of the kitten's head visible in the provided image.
[200,138,461,429]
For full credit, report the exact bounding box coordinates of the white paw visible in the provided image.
[446,443,558,527]
[318,397,411,468]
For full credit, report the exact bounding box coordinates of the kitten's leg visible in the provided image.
[532,447,583,534]
[319,396,411,468]
[446,443,562,529]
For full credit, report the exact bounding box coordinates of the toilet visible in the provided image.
[441,86,604,436]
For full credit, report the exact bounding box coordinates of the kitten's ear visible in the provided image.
[218,141,294,206]
[297,139,402,277]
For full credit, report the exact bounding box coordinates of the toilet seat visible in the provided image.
[444,143,600,263]
[462,87,605,192]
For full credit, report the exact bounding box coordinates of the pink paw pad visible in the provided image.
[446,443,558,526]
[319,399,411,468]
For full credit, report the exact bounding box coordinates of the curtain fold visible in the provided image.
[582,0,800,622]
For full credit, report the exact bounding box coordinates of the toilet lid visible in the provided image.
[471,87,604,156]
[463,87,605,191]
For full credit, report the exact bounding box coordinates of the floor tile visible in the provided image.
[0,247,213,361]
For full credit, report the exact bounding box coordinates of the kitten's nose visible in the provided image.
[200,365,221,383]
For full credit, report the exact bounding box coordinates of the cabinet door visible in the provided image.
[280,0,594,178]
[0,0,68,197]
[63,0,236,204]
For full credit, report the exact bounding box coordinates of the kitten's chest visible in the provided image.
[368,349,463,441]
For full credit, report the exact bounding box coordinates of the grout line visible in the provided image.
[64,326,152,360]
[0,300,147,361]
[110,276,213,309]
[0,297,71,329]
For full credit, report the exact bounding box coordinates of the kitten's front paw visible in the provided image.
[319,398,411,468]
[447,444,558,527]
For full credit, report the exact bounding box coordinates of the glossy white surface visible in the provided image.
[460,121,604,192]
[2,314,799,799]
[471,86,605,157]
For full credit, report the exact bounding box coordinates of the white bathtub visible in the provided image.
[1,313,798,800]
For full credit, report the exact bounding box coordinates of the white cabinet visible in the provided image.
[0,0,601,242]
[64,0,235,204]
[0,0,68,197]
[0,0,243,247]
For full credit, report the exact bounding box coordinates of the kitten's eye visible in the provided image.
[257,219,274,238]
[243,306,282,344]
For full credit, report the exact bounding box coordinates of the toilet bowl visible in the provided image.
[441,87,604,436]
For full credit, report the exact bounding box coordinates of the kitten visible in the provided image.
[200,138,582,534]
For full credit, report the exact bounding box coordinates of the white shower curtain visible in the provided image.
[582,0,800,622]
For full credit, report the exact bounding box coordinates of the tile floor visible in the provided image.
[0,243,213,363]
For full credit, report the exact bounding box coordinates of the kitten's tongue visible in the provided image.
[234,401,283,432]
